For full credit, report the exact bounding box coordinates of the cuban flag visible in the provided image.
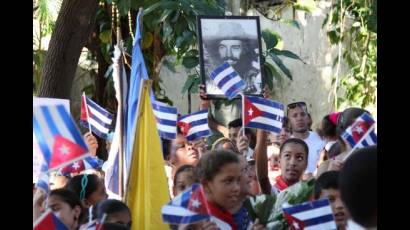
[341,112,377,149]
[33,104,90,172]
[34,209,69,230]
[36,163,50,194]
[243,96,285,134]
[282,198,337,230]
[209,62,245,100]
[152,100,177,140]
[177,109,211,141]
[59,156,103,176]
[162,183,234,229]
[80,93,114,139]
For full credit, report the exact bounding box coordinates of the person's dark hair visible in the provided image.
[196,150,240,181]
[211,137,238,153]
[65,174,100,200]
[339,145,377,227]
[327,141,342,159]
[320,115,337,138]
[49,188,84,222]
[228,119,252,136]
[314,171,340,199]
[102,222,130,230]
[336,107,370,136]
[93,199,131,221]
[173,164,199,187]
[279,138,309,157]
[161,138,171,161]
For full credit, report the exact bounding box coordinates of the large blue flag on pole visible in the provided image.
[124,10,154,185]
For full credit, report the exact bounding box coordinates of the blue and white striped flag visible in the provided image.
[80,93,114,139]
[282,198,337,230]
[243,96,285,134]
[177,109,211,141]
[341,112,377,149]
[33,104,90,172]
[209,62,245,99]
[152,100,177,140]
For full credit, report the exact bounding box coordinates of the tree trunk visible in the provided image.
[38,0,99,98]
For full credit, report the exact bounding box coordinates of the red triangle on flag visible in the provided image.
[50,135,88,169]
[80,95,89,121]
[243,97,263,125]
[188,185,209,214]
[284,212,305,230]
[177,121,192,137]
[34,211,54,230]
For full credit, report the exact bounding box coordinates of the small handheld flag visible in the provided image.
[341,112,377,149]
[152,100,177,140]
[33,104,90,172]
[209,62,245,100]
[34,209,70,230]
[177,109,211,141]
[59,156,103,176]
[243,95,285,134]
[282,198,337,230]
[162,183,234,229]
[81,93,114,139]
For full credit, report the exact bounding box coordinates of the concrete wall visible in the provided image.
[159,3,347,129]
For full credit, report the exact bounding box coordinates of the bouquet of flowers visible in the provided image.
[244,178,316,229]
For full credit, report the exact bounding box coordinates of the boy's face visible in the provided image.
[288,106,309,133]
[319,188,349,229]
[279,143,307,185]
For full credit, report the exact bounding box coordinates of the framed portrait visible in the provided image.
[197,16,264,99]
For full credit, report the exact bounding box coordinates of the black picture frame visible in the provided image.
[197,15,264,99]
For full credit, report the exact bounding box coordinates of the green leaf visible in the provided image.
[115,0,131,17]
[171,10,180,23]
[163,58,177,73]
[99,30,112,44]
[263,63,274,90]
[182,55,199,69]
[322,13,329,28]
[273,49,305,63]
[332,56,339,68]
[269,53,293,80]
[143,1,176,15]
[262,30,279,50]
[181,74,197,94]
[327,30,339,44]
[293,0,317,13]
[157,9,174,24]
[186,49,199,57]
[279,19,300,30]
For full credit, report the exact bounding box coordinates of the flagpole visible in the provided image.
[241,93,245,137]
[342,124,376,161]
[116,9,124,200]
[83,92,93,134]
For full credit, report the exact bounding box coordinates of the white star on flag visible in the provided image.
[293,221,300,229]
[354,126,364,134]
[59,145,70,155]
[248,108,254,116]
[72,162,80,170]
[191,199,201,209]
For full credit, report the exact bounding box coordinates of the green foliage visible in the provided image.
[261,29,305,83]
[324,0,377,109]
[143,0,225,97]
